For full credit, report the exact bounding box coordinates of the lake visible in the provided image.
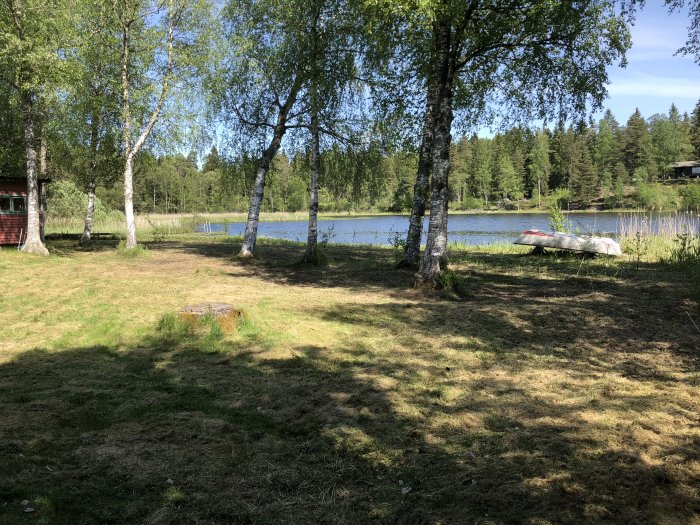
[196,212,699,246]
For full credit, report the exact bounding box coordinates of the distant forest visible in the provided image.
[5,102,700,219]
[49,103,700,218]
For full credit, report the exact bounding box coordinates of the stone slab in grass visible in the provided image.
[178,302,243,333]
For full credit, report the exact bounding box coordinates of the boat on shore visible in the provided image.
[514,230,623,256]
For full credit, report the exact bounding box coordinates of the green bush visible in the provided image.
[116,241,149,257]
[437,268,471,299]
[548,188,572,208]
[46,180,87,218]
[458,196,484,210]
[633,183,678,210]
[46,179,110,220]
[548,202,571,232]
[679,184,700,212]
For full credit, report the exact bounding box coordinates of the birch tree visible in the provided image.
[92,0,210,249]
[0,0,77,255]
[378,0,630,284]
[59,7,122,245]
[299,0,366,264]
[214,0,310,257]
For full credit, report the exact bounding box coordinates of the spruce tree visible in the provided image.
[570,137,598,206]
[691,99,700,159]
[623,108,654,176]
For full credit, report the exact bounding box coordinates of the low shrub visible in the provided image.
[679,184,700,212]
[633,183,679,211]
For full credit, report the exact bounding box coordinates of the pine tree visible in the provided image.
[468,136,492,208]
[690,99,700,159]
[623,108,654,176]
[203,146,221,173]
[570,137,598,206]
[650,104,694,178]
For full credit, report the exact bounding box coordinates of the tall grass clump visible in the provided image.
[665,230,700,271]
[618,212,700,260]
[156,312,225,352]
[116,241,149,257]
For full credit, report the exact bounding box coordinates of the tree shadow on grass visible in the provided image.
[150,238,417,293]
[1,321,698,523]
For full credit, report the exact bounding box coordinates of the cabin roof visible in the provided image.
[670,160,700,168]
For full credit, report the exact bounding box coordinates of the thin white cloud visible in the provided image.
[608,75,699,99]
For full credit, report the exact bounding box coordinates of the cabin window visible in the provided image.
[0,195,27,214]
[12,197,26,212]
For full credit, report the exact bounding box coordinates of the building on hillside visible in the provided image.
[0,177,49,245]
[670,161,700,179]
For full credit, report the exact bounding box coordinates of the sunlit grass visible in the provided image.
[0,235,698,523]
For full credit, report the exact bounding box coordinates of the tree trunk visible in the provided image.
[415,22,454,287]
[303,91,321,263]
[81,180,97,245]
[239,76,302,257]
[398,75,437,269]
[81,109,100,245]
[118,3,174,250]
[20,92,48,256]
[303,16,321,265]
[239,137,282,256]
[124,154,137,248]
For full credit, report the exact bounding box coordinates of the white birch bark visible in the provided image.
[20,92,48,256]
[239,75,303,257]
[303,14,321,264]
[81,180,97,245]
[120,0,175,249]
[81,109,100,245]
[399,76,437,269]
[416,22,455,286]
[303,91,321,263]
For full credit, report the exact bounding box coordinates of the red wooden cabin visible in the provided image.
[0,177,49,245]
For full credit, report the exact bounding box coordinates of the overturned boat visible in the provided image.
[514,230,622,256]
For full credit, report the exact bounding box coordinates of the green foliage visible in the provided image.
[627,231,650,269]
[459,196,484,210]
[664,230,700,277]
[46,180,109,220]
[157,312,192,339]
[633,183,679,210]
[649,106,694,179]
[549,188,572,208]
[156,312,225,352]
[388,230,407,264]
[436,268,470,299]
[529,130,551,206]
[679,184,700,211]
[116,241,149,257]
[548,202,571,233]
[607,176,625,209]
[570,138,598,206]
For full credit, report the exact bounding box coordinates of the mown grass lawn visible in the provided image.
[1,236,698,524]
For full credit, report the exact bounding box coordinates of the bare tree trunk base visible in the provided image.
[21,239,49,256]
[238,248,255,258]
[79,233,92,246]
[413,272,440,289]
[299,247,327,266]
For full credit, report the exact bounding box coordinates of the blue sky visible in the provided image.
[597,2,700,122]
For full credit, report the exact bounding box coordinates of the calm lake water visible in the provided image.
[196,212,699,246]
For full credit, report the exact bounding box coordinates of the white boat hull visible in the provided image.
[514,230,622,256]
